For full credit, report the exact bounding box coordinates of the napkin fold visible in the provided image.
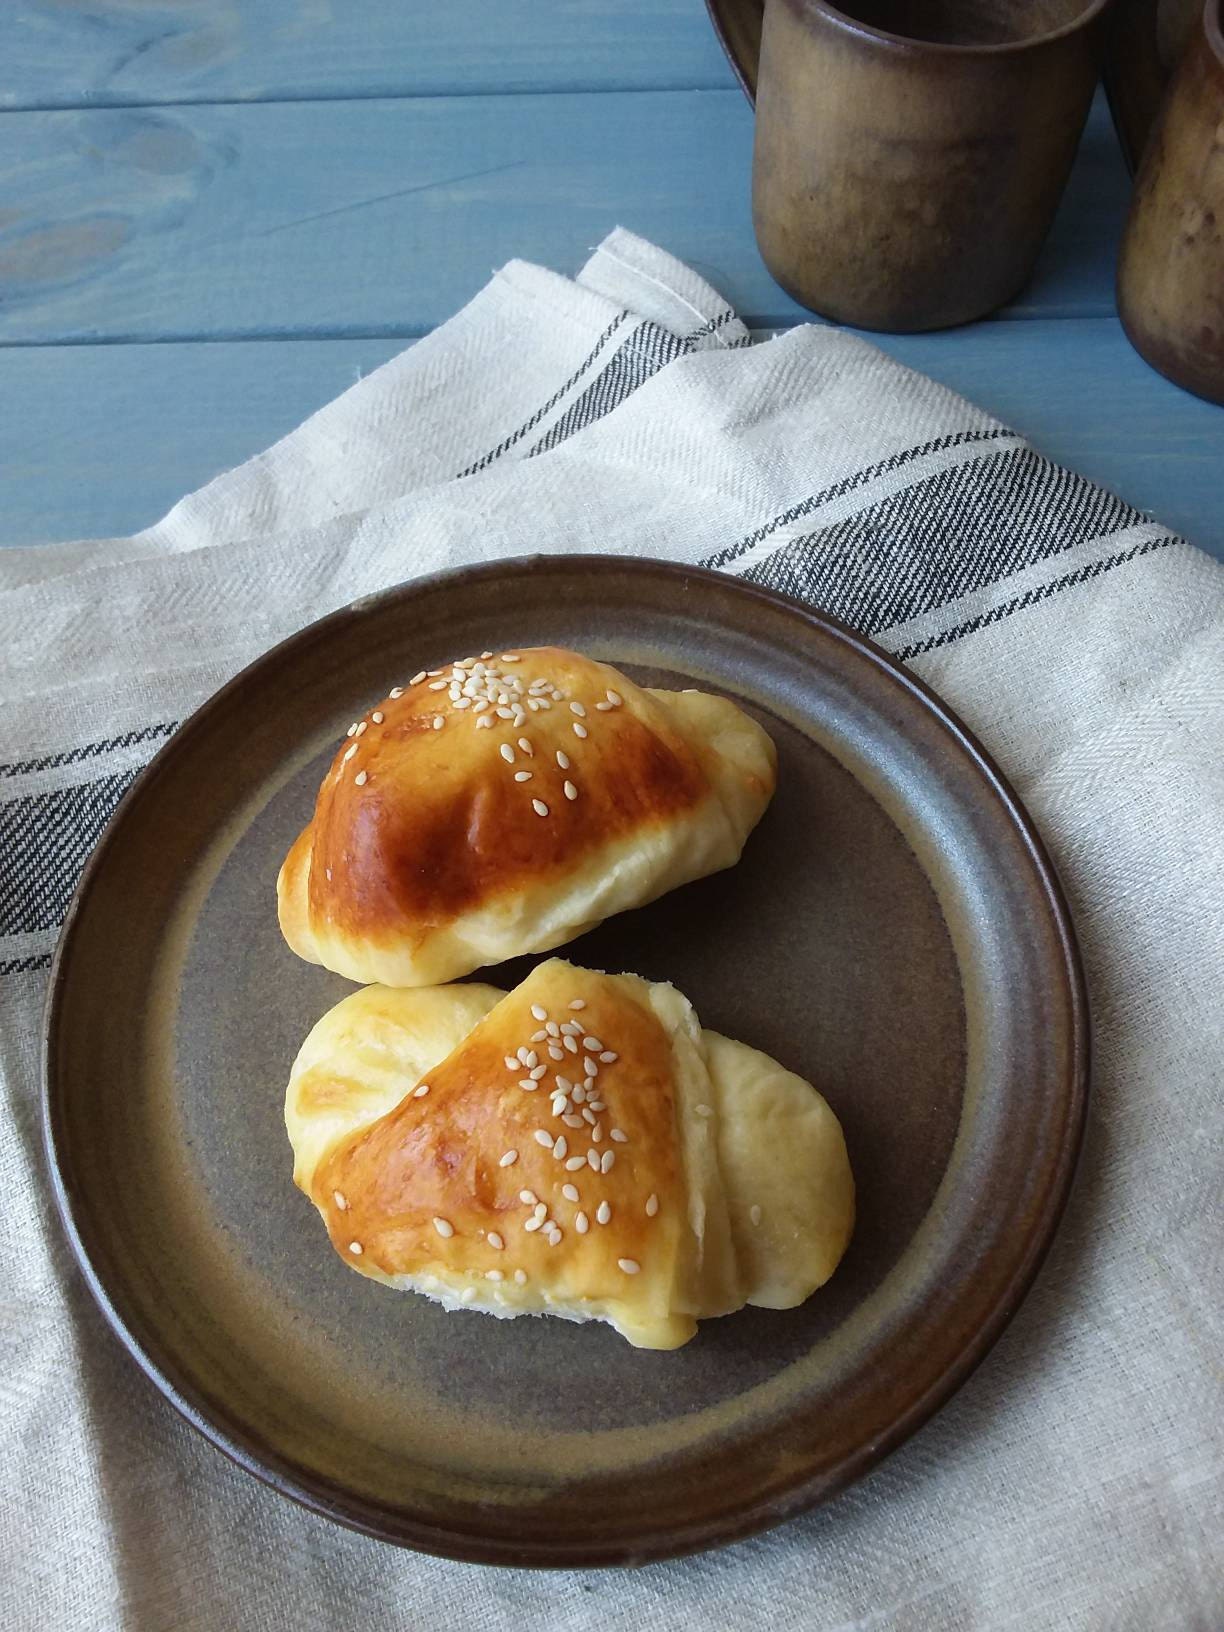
[2,231,1221,1632]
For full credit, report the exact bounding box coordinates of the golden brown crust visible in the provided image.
[314,961,688,1342]
[277,648,776,986]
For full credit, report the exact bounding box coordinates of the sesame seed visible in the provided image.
[476,716,493,729]
[527,699,543,711]
[355,721,368,736]
[583,1036,603,1051]
[596,1201,611,1225]
[432,1217,454,1238]
[349,1241,363,1255]
[433,716,445,730]
[371,710,384,724]
[565,1155,586,1171]
[499,743,515,764]
[646,1193,659,1217]
[454,697,473,710]
[533,1202,547,1219]
[514,770,533,782]
[519,1190,537,1205]
[570,702,587,718]
[564,1035,579,1054]
[501,654,521,662]
[588,1099,606,1113]
[428,680,447,691]
[413,1083,431,1098]
[595,702,613,711]
[333,1190,348,1211]
[562,1114,583,1129]
[504,1055,519,1071]
[548,1045,565,1061]
[498,1152,518,1170]
[427,669,443,677]
[618,1258,640,1275]
[518,738,533,755]
[546,1226,562,1246]
[514,1269,527,1284]
[524,1216,543,1232]
[346,724,358,738]
[556,751,570,770]
[354,771,369,786]
[488,1232,505,1250]
[750,1205,763,1227]
[536,698,553,710]
[389,687,404,699]
[695,1104,713,1117]
[531,1029,547,1043]
[582,1108,596,1126]
[572,1085,586,1105]
[343,744,357,762]
[610,1128,627,1143]
[474,699,490,713]
[486,1270,504,1281]
[410,671,426,685]
[572,723,588,739]
[546,1021,561,1037]
[560,1021,581,1036]
[523,1049,538,1068]
[601,1150,616,1174]
[563,781,578,801]
[562,1183,580,1202]
[497,706,514,720]
[553,1136,568,1159]
[534,1130,554,1149]
[529,1064,547,1080]
[575,1211,589,1234]
[591,1125,603,1144]
[481,651,494,660]
[531,1003,548,1021]
[555,1074,573,1093]
[587,1151,600,1172]
[325,868,333,881]
[517,1047,533,1065]
[599,1052,617,1064]
[568,998,586,1010]
[532,799,549,817]
[607,690,623,706]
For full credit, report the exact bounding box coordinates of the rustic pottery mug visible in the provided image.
[752,0,1113,331]
[1117,0,1224,403]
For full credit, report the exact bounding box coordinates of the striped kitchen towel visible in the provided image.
[1,229,1220,1632]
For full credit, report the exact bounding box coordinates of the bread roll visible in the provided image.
[277,647,775,986]
[286,958,854,1350]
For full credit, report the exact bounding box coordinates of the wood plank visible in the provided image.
[1,1,735,110]
[3,321,1218,556]
[0,91,1130,345]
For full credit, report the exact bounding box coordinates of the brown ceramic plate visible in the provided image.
[43,557,1087,1567]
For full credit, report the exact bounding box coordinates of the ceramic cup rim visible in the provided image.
[1206,0,1223,66]
[805,0,1114,58]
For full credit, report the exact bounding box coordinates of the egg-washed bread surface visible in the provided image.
[286,958,854,1350]
[277,647,776,986]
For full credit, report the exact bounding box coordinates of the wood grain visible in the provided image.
[0,92,1130,345]
[3,322,1219,556]
[1,0,735,110]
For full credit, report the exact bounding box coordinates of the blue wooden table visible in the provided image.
[2,2,1220,559]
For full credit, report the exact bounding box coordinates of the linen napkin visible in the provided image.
[2,230,1221,1632]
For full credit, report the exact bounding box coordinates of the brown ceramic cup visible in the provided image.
[1117,0,1224,404]
[752,0,1112,331]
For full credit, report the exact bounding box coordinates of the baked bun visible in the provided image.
[277,647,775,986]
[286,958,854,1350]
